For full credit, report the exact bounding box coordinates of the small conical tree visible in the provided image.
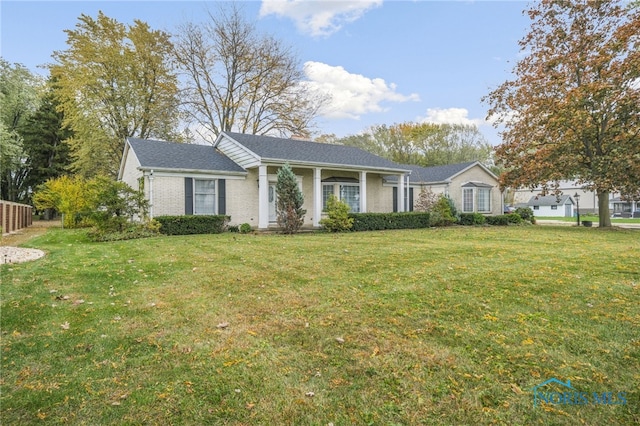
[276,163,306,234]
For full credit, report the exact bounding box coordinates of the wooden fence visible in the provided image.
[1,201,33,235]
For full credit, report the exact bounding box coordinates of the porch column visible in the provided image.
[258,165,269,229]
[359,171,367,213]
[313,167,322,227]
[397,173,405,212]
[148,170,154,219]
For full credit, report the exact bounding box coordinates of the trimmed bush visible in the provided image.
[239,223,252,234]
[320,195,354,232]
[155,215,230,235]
[87,222,160,242]
[459,213,486,226]
[485,214,523,226]
[485,215,509,226]
[430,195,458,227]
[506,213,524,224]
[515,207,536,224]
[348,212,431,232]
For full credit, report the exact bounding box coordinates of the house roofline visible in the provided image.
[259,158,412,174]
[137,166,248,177]
[450,161,498,181]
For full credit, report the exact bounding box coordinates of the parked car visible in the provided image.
[504,205,516,214]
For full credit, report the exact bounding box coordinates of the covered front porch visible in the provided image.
[256,164,410,229]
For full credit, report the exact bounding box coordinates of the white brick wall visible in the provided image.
[152,176,185,216]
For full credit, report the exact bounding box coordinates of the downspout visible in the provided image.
[149,170,154,219]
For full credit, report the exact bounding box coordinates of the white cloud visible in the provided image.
[260,0,383,37]
[302,61,420,119]
[418,107,486,127]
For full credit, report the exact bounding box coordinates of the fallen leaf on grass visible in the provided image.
[510,383,523,394]
[305,391,315,397]
[61,322,70,330]
[217,322,229,329]
[335,337,344,344]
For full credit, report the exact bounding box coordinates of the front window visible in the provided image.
[322,184,334,211]
[477,188,491,212]
[463,188,474,212]
[551,205,558,210]
[194,179,216,215]
[340,184,360,213]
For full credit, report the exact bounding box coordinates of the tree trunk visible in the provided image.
[598,191,612,227]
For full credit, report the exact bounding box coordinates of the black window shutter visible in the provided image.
[409,188,414,212]
[185,178,193,215]
[217,179,226,215]
[393,187,398,212]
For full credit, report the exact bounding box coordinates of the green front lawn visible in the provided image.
[2,227,639,425]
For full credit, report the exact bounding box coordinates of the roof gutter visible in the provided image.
[137,166,247,176]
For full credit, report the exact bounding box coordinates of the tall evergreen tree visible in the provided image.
[275,163,306,234]
[20,81,72,202]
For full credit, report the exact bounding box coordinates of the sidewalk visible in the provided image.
[536,219,640,229]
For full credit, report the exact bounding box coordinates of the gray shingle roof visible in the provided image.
[223,132,410,172]
[385,161,478,183]
[527,195,573,206]
[127,138,246,173]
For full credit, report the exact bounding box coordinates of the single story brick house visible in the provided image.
[118,132,502,229]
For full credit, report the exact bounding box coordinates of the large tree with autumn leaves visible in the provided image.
[50,12,181,178]
[485,0,640,227]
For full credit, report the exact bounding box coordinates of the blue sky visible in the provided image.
[1,1,532,144]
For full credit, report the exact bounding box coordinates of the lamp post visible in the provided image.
[574,193,580,226]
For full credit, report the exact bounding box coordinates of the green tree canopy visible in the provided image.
[20,79,72,202]
[334,122,493,167]
[50,11,181,177]
[0,58,43,202]
[485,0,640,227]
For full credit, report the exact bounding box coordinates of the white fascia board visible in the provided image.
[137,167,247,180]
[259,158,412,174]
[382,180,450,187]
[118,139,139,181]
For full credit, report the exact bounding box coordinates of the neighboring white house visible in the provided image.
[513,180,638,216]
[513,181,595,213]
[118,132,503,229]
[522,195,575,217]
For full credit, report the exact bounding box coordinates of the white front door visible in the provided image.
[268,183,277,222]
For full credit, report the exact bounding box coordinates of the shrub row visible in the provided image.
[485,213,524,226]
[348,212,431,231]
[458,213,486,226]
[155,215,230,235]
